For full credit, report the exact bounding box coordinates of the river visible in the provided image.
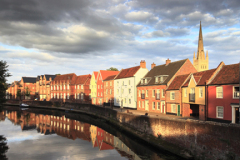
[0,106,185,160]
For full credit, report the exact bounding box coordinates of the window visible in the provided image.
[101,92,102,96]
[216,87,223,98]
[106,89,108,94]
[110,82,112,86]
[152,102,155,110]
[233,86,239,99]
[67,93,69,99]
[81,93,83,100]
[139,101,141,108]
[155,77,158,83]
[170,92,175,100]
[129,80,130,85]
[75,85,76,89]
[184,88,187,97]
[157,102,160,110]
[101,85,103,89]
[117,81,119,86]
[199,88,203,98]
[171,104,176,113]
[216,106,223,118]
[146,90,148,97]
[129,99,131,104]
[129,89,131,94]
[162,89,165,97]
[67,84,69,90]
[81,85,83,89]
[106,82,108,87]
[152,90,155,97]
[110,89,112,94]
[64,93,66,99]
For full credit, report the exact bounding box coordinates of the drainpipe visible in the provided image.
[205,81,208,121]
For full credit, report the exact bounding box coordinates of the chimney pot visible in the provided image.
[166,58,171,65]
[151,62,156,69]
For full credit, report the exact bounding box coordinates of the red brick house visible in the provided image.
[103,74,118,106]
[96,70,119,106]
[137,58,197,113]
[207,63,239,123]
[36,75,56,101]
[50,73,77,102]
[19,77,37,100]
[73,74,91,103]
[166,74,191,116]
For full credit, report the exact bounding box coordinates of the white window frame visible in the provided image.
[110,89,112,94]
[157,102,160,110]
[199,87,203,98]
[216,106,224,119]
[129,99,131,104]
[233,86,239,99]
[162,89,165,97]
[152,102,155,110]
[170,92,175,100]
[184,88,187,97]
[152,89,155,97]
[216,86,223,98]
[171,104,176,113]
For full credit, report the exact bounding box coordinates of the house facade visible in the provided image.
[137,59,197,113]
[36,75,56,101]
[90,72,98,105]
[181,62,223,120]
[50,73,77,102]
[19,77,37,100]
[96,70,119,106]
[103,75,117,106]
[166,74,190,116]
[207,63,239,123]
[114,60,149,109]
[74,74,91,103]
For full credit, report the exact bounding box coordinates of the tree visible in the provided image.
[0,135,9,160]
[106,67,118,71]
[0,61,11,106]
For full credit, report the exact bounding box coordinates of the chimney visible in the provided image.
[151,62,156,69]
[140,60,146,68]
[166,58,171,65]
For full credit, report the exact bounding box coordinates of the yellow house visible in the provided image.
[90,125,98,147]
[90,71,98,105]
[181,62,224,120]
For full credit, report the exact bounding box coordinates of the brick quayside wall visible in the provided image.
[11,100,240,159]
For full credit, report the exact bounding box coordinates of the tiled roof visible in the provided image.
[182,68,217,87]
[93,71,98,80]
[103,75,117,81]
[22,77,37,83]
[53,73,76,81]
[99,70,119,80]
[75,74,91,84]
[210,63,239,85]
[167,74,190,90]
[45,75,57,81]
[115,66,140,79]
[137,59,188,86]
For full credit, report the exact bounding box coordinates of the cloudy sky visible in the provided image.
[1,0,240,83]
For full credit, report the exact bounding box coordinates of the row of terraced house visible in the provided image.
[6,22,239,124]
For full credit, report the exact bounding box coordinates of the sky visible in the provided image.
[1,0,240,83]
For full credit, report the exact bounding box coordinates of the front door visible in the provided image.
[145,100,149,111]
[161,101,165,113]
[235,108,239,124]
[177,105,180,116]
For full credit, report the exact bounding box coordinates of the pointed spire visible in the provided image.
[197,21,204,59]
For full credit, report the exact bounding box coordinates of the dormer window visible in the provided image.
[155,75,168,83]
[141,77,151,85]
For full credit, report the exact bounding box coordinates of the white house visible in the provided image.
[114,60,148,109]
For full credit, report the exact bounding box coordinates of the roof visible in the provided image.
[99,70,119,80]
[52,73,76,81]
[45,75,57,81]
[22,77,37,83]
[115,66,140,79]
[182,68,217,87]
[210,63,239,85]
[75,74,91,85]
[167,74,190,90]
[93,71,98,79]
[103,75,117,81]
[137,59,188,86]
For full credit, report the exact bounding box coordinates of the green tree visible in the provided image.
[0,135,9,160]
[0,61,11,106]
[106,67,118,71]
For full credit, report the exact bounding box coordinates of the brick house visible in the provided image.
[36,75,56,101]
[114,60,149,109]
[207,63,239,123]
[50,73,77,102]
[181,62,224,120]
[90,71,98,105]
[137,59,197,113]
[7,81,20,99]
[19,77,37,100]
[166,74,191,116]
[96,70,119,106]
[103,74,118,106]
[73,74,91,103]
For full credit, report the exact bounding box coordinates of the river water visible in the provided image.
[0,106,185,160]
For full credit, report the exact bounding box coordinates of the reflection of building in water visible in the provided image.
[6,111,19,125]
[36,114,54,135]
[90,125,98,147]
[0,111,6,121]
[114,137,141,160]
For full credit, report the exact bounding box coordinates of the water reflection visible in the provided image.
[2,108,184,160]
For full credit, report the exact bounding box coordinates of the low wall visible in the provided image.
[6,100,240,159]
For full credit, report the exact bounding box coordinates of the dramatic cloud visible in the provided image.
[0,0,239,82]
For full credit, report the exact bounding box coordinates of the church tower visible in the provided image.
[193,21,209,72]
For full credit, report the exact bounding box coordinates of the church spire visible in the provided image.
[197,21,204,59]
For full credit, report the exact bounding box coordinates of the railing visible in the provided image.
[189,93,195,102]
[141,94,145,99]
[234,91,239,98]
[155,93,160,100]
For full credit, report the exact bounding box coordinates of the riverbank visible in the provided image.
[4,101,240,160]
